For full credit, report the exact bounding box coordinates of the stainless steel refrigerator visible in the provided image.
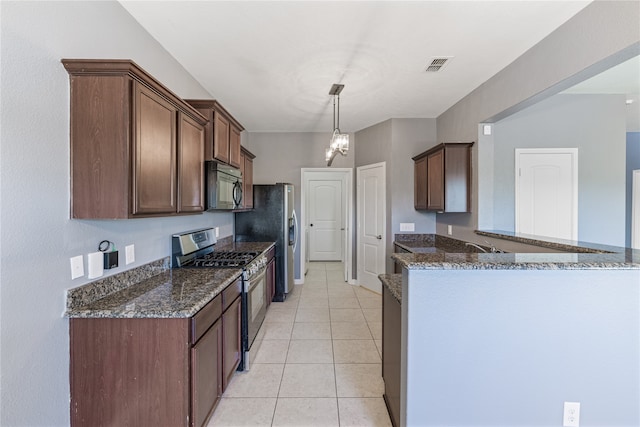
[234,183,297,301]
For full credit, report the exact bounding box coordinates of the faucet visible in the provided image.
[465,242,488,253]
[484,240,505,253]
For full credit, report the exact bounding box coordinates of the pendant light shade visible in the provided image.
[326,84,349,166]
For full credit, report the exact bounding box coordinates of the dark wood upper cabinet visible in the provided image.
[413,156,428,210]
[62,59,208,219]
[178,113,205,213]
[229,125,242,168]
[133,82,178,215]
[185,100,244,169]
[239,147,255,210]
[412,142,474,213]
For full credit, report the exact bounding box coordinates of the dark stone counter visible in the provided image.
[66,241,275,318]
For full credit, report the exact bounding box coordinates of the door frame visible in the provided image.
[633,170,640,249]
[515,148,578,240]
[356,162,387,292]
[300,168,354,284]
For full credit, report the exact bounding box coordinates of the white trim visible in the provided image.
[300,168,354,284]
[515,148,578,240]
[633,170,640,249]
[356,162,387,293]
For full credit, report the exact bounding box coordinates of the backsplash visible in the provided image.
[66,257,170,312]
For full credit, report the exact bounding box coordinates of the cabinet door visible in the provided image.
[222,296,241,392]
[191,319,222,427]
[229,125,242,168]
[244,155,254,209]
[178,113,205,213]
[382,286,401,427]
[213,111,230,164]
[414,156,427,210]
[426,149,445,211]
[266,257,276,305]
[133,82,177,215]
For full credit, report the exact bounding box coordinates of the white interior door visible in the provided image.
[301,168,353,284]
[357,162,386,293]
[633,170,640,249]
[309,179,343,261]
[515,148,578,240]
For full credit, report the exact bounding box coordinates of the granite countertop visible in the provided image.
[66,241,275,319]
[379,274,402,303]
[392,250,640,271]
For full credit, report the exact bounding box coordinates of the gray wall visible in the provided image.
[0,2,233,425]
[355,118,437,273]
[435,1,640,246]
[627,132,640,246]
[404,268,640,426]
[243,131,354,280]
[492,94,627,246]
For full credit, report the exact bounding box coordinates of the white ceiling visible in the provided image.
[120,1,591,133]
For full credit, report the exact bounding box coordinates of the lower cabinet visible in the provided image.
[191,318,222,427]
[382,285,401,427]
[69,277,242,427]
[266,246,276,305]
[393,244,410,273]
[222,295,242,391]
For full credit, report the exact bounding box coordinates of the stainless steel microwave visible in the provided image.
[206,161,242,210]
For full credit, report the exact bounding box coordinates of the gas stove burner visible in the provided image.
[191,251,260,268]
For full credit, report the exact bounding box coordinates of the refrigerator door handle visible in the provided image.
[291,210,298,253]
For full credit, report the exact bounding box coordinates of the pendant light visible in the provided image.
[326,84,349,166]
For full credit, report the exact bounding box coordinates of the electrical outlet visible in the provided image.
[447,225,453,235]
[70,255,84,279]
[125,244,135,265]
[399,223,415,232]
[563,402,580,427]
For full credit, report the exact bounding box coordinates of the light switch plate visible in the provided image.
[125,244,135,265]
[70,255,84,279]
[399,223,415,232]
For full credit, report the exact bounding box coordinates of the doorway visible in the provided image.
[357,162,386,293]
[301,168,353,283]
[515,148,578,240]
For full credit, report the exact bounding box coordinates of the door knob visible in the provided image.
[376,235,382,240]
[310,224,313,227]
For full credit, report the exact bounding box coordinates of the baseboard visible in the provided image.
[348,279,358,286]
[294,279,304,285]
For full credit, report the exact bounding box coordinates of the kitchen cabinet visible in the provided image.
[266,246,276,305]
[393,244,410,274]
[412,142,474,213]
[69,277,242,427]
[63,59,207,219]
[382,285,401,427]
[414,155,428,210]
[239,147,256,210]
[191,317,222,427]
[178,113,206,213]
[185,100,244,169]
[222,279,242,391]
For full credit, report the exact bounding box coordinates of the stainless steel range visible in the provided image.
[172,228,268,370]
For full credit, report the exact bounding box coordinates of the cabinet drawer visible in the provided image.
[191,295,222,344]
[222,277,242,312]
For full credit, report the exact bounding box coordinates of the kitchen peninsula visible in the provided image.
[385,232,640,427]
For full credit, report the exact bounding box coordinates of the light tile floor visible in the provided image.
[208,262,392,427]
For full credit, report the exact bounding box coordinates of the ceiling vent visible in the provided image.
[425,57,453,72]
